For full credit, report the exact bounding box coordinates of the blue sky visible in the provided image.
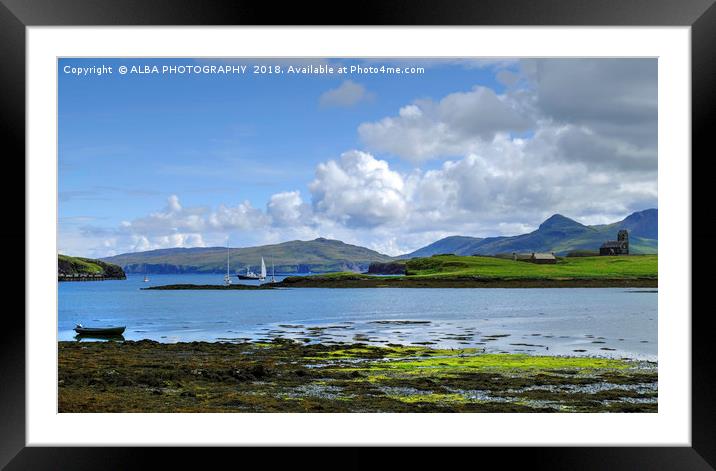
[58,58,657,257]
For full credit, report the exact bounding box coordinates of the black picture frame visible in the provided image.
[2,0,710,468]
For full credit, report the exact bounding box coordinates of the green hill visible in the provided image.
[102,237,393,274]
[403,235,485,259]
[58,254,126,279]
[401,209,658,258]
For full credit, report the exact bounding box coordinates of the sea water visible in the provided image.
[58,274,658,361]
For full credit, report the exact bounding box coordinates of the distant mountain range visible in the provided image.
[400,209,657,258]
[102,237,394,274]
[101,209,657,274]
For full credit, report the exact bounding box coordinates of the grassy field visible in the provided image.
[58,254,105,274]
[263,254,657,288]
[58,254,126,278]
[405,254,657,280]
[148,254,658,289]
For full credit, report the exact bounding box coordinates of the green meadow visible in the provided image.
[405,254,657,280]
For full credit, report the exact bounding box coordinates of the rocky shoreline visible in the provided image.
[58,339,657,413]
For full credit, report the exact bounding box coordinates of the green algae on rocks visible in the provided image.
[58,339,657,413]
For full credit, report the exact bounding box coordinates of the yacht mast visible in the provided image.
[224,240,232,286]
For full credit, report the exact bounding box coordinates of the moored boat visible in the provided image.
[259,257,267,281]
[224,244,232,286]
[237,267,261,280]
[236,257,267,280]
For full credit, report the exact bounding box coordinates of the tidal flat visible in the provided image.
[58,340,657,413]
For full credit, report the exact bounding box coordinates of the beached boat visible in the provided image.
[74,324,126,335]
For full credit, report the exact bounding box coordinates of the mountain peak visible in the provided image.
[619,208,657,239]
[623,208,657,222]
[538,214,582,230]
[313,237,339,244]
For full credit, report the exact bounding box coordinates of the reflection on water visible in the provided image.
[59,274,658,361]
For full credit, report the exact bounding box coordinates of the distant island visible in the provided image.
[100,209,658,275]
[146,254,657,290]
[58,254,126,281]
[102,237,392,275]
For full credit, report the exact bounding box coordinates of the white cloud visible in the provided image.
[129,233,207,253]
[358,59,657,174]
[267,191,308,226]
[208,200,269,231]
[309,150,407,227]
[319,80,374,108]
[124,195,209,235]
[358,86,533,162]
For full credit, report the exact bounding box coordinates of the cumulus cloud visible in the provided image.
[129,233,207,253]
[358,86,533,162]
[77,195,270,255]
[319,80,374,108]
[122,194,209,235]
[358,59,657,175]
[267,191,309,226]
[208,200,269,231]
[309,151,407,227]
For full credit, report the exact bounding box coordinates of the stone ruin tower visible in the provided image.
[617,229,629,254]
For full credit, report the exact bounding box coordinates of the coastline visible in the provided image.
[143,277,658,290]
[58,339,657,413]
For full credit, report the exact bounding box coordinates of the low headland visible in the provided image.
[58,254,126,281]
[58,338,657,413]
[144,254,658,290]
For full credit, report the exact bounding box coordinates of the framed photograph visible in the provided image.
[5,0,711,467]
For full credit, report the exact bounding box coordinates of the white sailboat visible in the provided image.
[271,261,276,283]
[259,257,267,281]
[224,245,232,286]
